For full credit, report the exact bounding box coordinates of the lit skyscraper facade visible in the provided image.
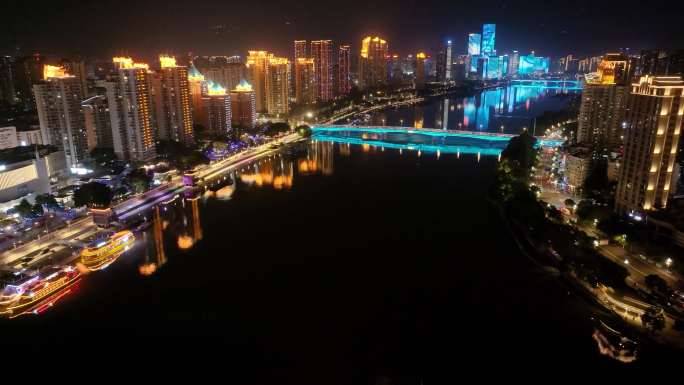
[202,83,231,135]
[230,81,257,129]
[311,40,333,102]
[265,57,290,116]
[359,36,388,89]
[467,33,481,56]
[109,57,157,162]
[616,76,684,214]
[509,51,520,76]
[577,54,630,158]
[294,40,307,62]
[33,65,88,167]
[246,51,273,113]
[338,45,351,95]
[188,63,207,130]
[153,56,194,145]
[295,58,315,105]
[415,53,427,88]
[481,24,496,56]
[437,40,453,82]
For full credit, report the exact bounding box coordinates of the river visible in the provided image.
[0,85,678,378]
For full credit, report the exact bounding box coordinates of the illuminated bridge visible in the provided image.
[509,79,583,90]
[312,126,565,156]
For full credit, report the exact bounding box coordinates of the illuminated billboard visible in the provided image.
[518,54,549,74]
[468,33,481,56]
[481,24,496,55]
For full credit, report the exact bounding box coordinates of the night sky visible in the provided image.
[3,0,684,60]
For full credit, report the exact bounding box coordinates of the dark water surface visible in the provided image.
[0,139,676,381]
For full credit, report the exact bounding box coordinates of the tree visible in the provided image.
[644,274,669,294]
[126,168,152,194]
[500,131,538,182]
[35,194,59,211]
[73,182,113,208]
[296,125,312,137]
[564,198,576,211]
[641,306,665,333]
[14,199,33,217]
[90,147,116,164]
[264,122,290,136]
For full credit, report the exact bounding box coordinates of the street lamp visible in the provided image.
[666,257,673,268]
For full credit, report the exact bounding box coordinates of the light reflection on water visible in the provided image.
[370,85,579,133]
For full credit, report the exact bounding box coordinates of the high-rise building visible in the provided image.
[14,54,44,111]
[230,81,257,129]
[295,58,315,105]
[0,56,16,106]
[415,53,427,88]
[615,76,684,214]
[436,40,453,83]
[509,51,520,76]
[33,65,88,168]
[338,45,351,95]
[61,58,88,97]
[294,40,308,62]
[359,36,388,89]
[311,40,333,102]
[152,55,194,145]
[265,57,290,116]
[193,56,246,91]
[637,49,684,77]
[81,93,113,152]
[577,54,630,157]
[246,51,273,113]
[188,63,207,130]
[202,82,231,135]
[467,33,481,56]
[107,57,157,162]
[481,24,496,56]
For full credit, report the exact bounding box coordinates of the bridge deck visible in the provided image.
[313,125,564,146]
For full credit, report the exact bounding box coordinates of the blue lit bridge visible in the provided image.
[312,126,565,156]
[509,79,583,90]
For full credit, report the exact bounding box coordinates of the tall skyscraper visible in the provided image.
[467,33,481,56]
[265,57,290,116]
[202,82,231,135]
[338,45,351,95]
[246,51,273,113]
[14,54,44,111]
[415,53,427,88]
[637,49,684,77]
[81,93,113,152]
[153,55,194,145]
[294,40,307,62]
[61,58,88,97]
[577,54,630,157]
[0,56,16,106]
[311,40,333,102]
[481,24,496,56]
[108,57,157,162]
[359,36,389,89]
[295,58,315,105]
[437,40,453,82]
[615,76,684,214]
[33,65,88,168]
[230,81,257,129]
[188,63,207,130]
[509,51,520,76]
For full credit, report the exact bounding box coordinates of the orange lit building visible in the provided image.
[359,36,388,89]
[153,55,194,145]
[338,45,351,95]
[311,40,333,102]
[295,58,315,105]
[230,81,257,129]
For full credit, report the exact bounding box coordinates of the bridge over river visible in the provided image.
[312,126,565,156]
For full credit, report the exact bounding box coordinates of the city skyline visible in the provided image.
[3,0,684,60]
